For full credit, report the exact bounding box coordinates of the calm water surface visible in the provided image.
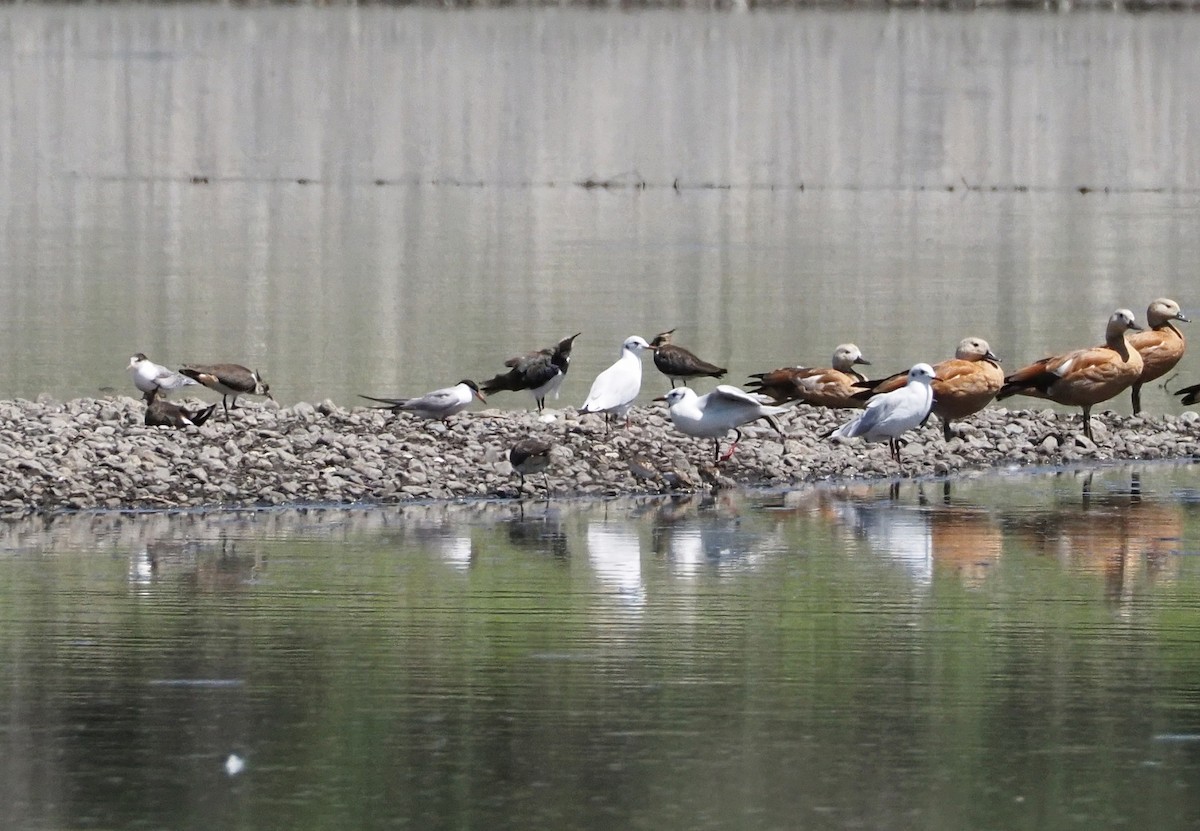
[5,7,1200,829]
[0,7,1198,414]
[3,463,1200,829]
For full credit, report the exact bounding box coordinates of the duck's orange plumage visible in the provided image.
[746,343,871,409]
[1127,297,1188,415]
[997,309,1143,441]
[855,337,1003,440]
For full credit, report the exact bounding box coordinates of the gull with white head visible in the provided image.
[580,336,655,430]
[657,385,789,462]
[831,363,938,463]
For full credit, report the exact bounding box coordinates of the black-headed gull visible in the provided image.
[580,336,655,429]
[128,353,198,402]
[361,380,485,421]
[481,333,581,412]
[746,343,871,409]
[179,363,274,414]
[831,363,937,462]
[649,329,727,388]
[1127,298,1188,415]
[658,385,788,462]
[997,309,1143,441]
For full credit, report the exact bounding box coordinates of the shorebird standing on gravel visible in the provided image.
[831,363,938,463]
[650,329,727,388]
[128,353,198,402]
[481,333,582,413]
[657,385,788,463]
[509,437,553,492]
[361,380,486,421]
[580,336,655,430]
[179,363,274,415]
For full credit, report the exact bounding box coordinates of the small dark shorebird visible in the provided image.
[179,363,274,415]
[145,397,218,429]
[650,329,727,388]
[361,380,486,421]
[481,333,582,412]
[509,437,553,492]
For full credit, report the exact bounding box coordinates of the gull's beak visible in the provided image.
[652,394,668,402]
[475,390,487,403]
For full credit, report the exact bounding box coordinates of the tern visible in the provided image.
[657,385,788,462]
[179,363,274,414]
[580,336,655,429]
[128,353,198,402]
[997,309,1143,441]
[831,363,938,462]
[650,329,727,388]
[481,333,582,412]
[361,380,485,421]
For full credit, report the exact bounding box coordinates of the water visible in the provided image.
[0,7,1198,414]
[3,463,1200,829]
[5,7,1200,828]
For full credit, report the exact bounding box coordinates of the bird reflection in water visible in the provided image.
[771,482,1002,587]
[586,521,645,606]
[648,492,775,577]
[1002,469,1182,603]
[502,502,569,560]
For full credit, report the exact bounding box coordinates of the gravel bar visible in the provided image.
[1,395,1198,518]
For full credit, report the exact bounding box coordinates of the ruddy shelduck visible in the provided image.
[853,337,1003,441]
[1127,298,1188,415]
[746,344,871,409]
[997,309,1143,441]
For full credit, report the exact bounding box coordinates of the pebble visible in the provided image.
[0,396,1197,518]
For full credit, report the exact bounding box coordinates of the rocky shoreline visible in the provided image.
[1,394,1198,518]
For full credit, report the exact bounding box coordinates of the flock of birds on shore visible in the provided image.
[128,297,1200,490]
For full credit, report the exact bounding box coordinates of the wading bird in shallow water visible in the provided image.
[481,333,582,413]
[746,343,871,409]
[128,353,198,402]
[996,309,1143,442]
[360,380,485,421]
[650,329,727,388]
[145,397,218,429]
[1127,297,1188,415]
[580,336,655,430]
[509,437,553,492]
[831,363,938,463]
[853,337,1003,441]
[657,385,788,463]
[179,363,274,415]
